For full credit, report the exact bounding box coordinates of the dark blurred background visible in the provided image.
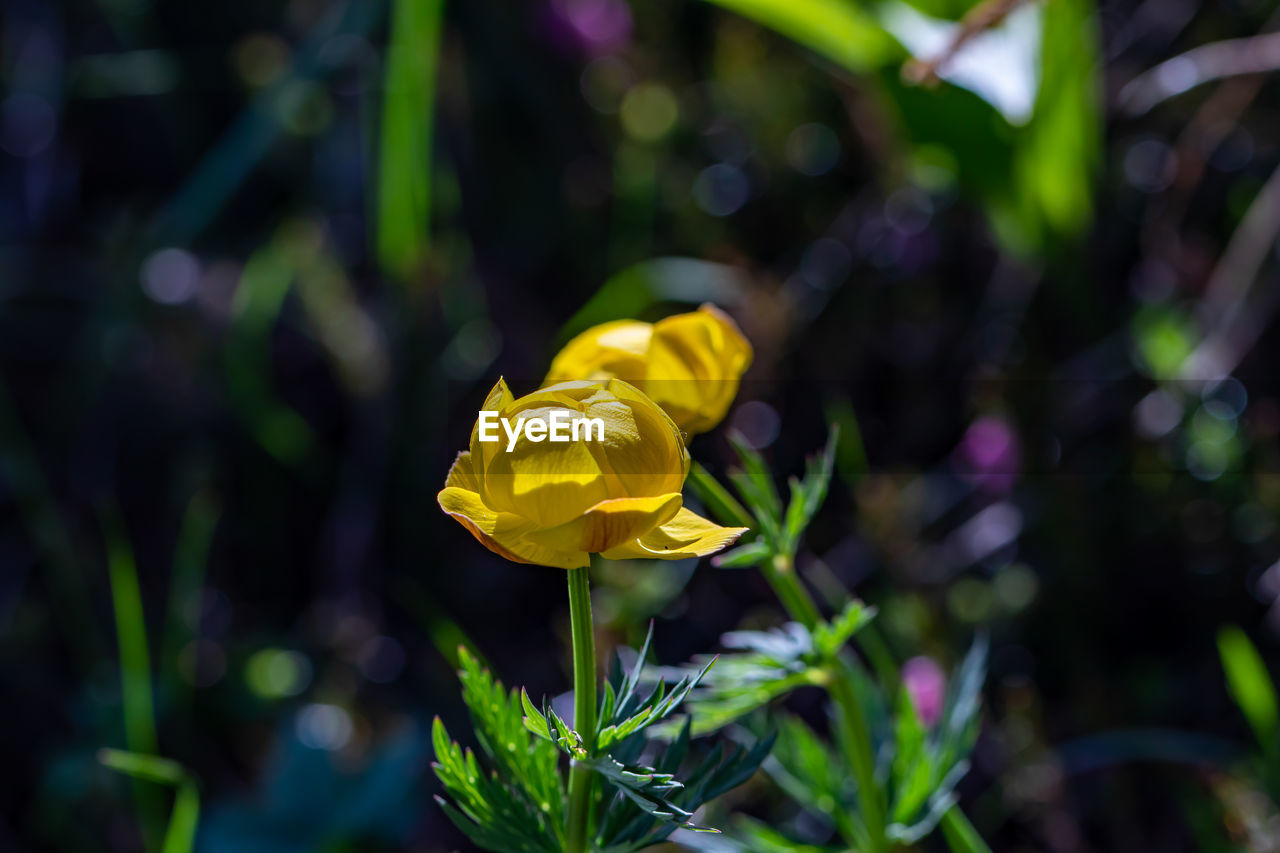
[4,0,1280,849]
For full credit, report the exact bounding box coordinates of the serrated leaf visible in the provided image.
[812,599,875,660]
[599,657,717,749]
[596,727,775,850]
[456,648,564,831]
[727,432,784,535]
[781,425,839,552]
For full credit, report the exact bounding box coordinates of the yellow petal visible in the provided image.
[445,451,480,491]
[482,421,611,527]
[546,320,652,385]
[600,507,748,560]
[524,493,682,554]
[469,377,518,475]
[583,381,688,499]
[438,485,588,569]
[647,305,752,434]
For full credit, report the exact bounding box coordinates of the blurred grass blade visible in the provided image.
[225,227,317,465]
[1218,625,1278,750]
[99,749,185,786]
[162,490,220,695]
[107,519,158,757]
[939,807,992,853]
[162,780,200,853]
[1014,0,1101,242]
[99,750,201,853]
[687,461,755,530]
[105,515,164,850]
[556,258,746,345]
[699,0,901,73]
[727,432,783,527]
[378,0,444,284]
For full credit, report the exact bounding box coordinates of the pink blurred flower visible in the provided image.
[955,414,1020,494]
[546,0,632,56]
[902,656,947,726]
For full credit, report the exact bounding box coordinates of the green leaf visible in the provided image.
[890,688,933,824]
[598,657,717,750]
[664,626,826,736]
[1014,0,1100,240]
[687,461,756,530]
[556,258,746,345]
[431,717,562,853]
[812,599,875,660]
[782,426,840,553]
[938,634,988,766]
[727,816,843,853]
[713,539,771,569]
[457,648,565,827]
[162,781,200,853]
[521,688,552,742]
[766,714,849,815]
[585,755,707,830]
[698,0,902,74]
[98,750,187,787]
[1219,625,1279,750]
[727,433,784,531]
[98,750,200,853]
[595,728,777,848]
[377,0,443,283]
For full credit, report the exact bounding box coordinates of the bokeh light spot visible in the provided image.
[296,703,352,750]
[620,83,678,142]
[785,123,839,176]
[692,163,748,217]
[246,648,312,699]
[141,248,200,305]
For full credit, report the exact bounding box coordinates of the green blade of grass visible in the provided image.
[377,0,444,284]
[99,750,201,853]
[1218,625,1279,752]
[107,519,158,757]
[162,489,220,698]
[699,0,901,74]
[161,781,200,853]
[687,461,755,531]
[105,513,163,851]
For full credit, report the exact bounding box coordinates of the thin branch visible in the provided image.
[1120,31,1280,115]
[1179,159,1280,382]
[903,0,1028,86]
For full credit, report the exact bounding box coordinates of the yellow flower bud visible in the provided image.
[439,377,748,569]
[545,304,752,435]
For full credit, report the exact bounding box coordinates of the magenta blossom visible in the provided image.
[546,0,632,56]
[902,656,947,726]
[955,415,1020,494]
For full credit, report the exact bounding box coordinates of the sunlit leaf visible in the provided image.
[1219,625,1279,751]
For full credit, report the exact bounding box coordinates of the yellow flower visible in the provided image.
[439,377,748,569]
[545,304,752,435]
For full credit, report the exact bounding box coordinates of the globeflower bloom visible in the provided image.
[545,304,752,435]
[438,377,747,569]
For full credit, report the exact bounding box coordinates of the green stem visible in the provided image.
[940,806,992,853]
[761,553,823,629]
[565,566,597,853]
[763,552,886,852]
